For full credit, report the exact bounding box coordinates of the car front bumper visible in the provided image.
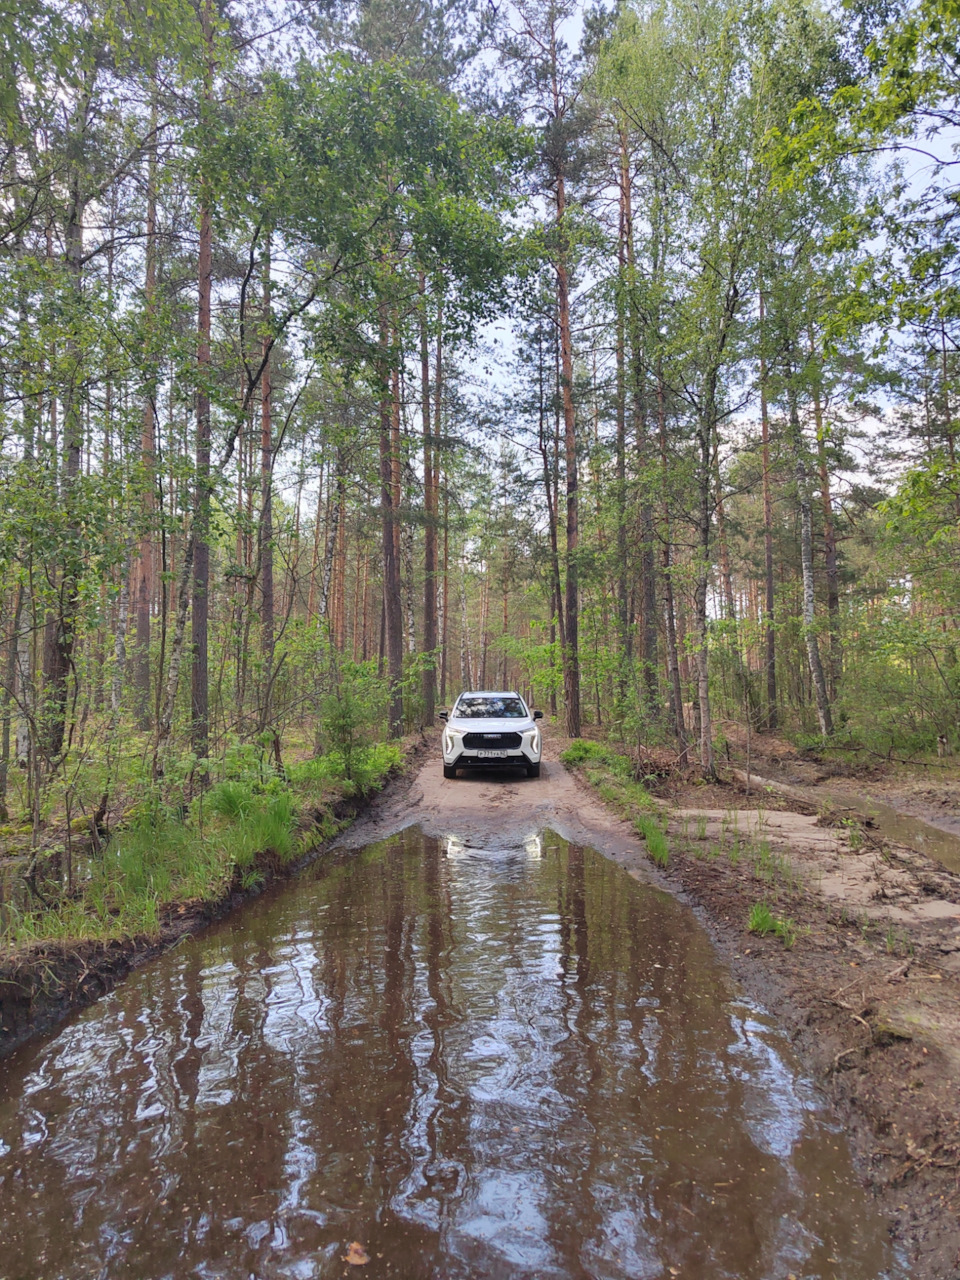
[442,730,541,768]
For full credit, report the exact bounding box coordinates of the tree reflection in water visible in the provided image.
[0,827,904,1279]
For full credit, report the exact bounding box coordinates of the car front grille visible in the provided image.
[462,731,523,750]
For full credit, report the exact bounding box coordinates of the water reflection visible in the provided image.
[0,828,902,1279]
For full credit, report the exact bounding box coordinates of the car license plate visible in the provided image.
[477,749,507,759]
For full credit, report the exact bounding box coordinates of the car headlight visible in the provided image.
[444,728,462,752]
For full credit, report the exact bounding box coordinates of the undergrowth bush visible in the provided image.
[2,725,404,949]
[288,742,402,797]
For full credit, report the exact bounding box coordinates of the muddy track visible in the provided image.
[5,728,958,1275]
[345,737,960,1279]
[336,736,653,866]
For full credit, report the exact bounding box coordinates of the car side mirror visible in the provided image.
[533,710,543,721]
[438,711,448,721]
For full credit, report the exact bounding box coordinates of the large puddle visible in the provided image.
[0,828,903,1279]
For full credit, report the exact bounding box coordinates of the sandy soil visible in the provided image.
[661,764,960,1279]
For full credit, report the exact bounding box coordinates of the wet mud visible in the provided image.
[0,824,902,1280]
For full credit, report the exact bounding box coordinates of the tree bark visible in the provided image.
[657,358,687,760]
[810,350,841,697]
[623,154,658,722]
[538,326,566,650]
[0,585,24,820]
[133,93,158,729]
[112,539,133,713]
[259,232,275,723]
[440,477,449,704]
[380,305,404,736]
[421,279,438,725]
[44,136,87,759]
[555,156,580,735]
[759,290,777,729]
[695,395,717,778]
[155,535,195,774]
[788,387,833,736]
[615,128,631,702]
[191,0,214,766]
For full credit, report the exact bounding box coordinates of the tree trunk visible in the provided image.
[538,327,566,650]
[459,569,471,690]
[191,1,214,766]
[615,129,631,703]
[155,535,195,774]
[133,94,158,729]
[789,388,833,736]
[623,143,658,723]
[421,282,438,725]
[657,359,687,760]
[440,477,449,704]
[259,232,275,723]
[556,176,580,736]
[759,290,777,729]
[380,306,404,736]
[111,539,133,713]
[810,361,841,697]
[695,404,716,778]
[44,154,86,759]
[0,586,24,821]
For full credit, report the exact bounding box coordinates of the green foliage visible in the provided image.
[635,813,670,867]
[287,742,402,798]
[207,779,257,821]
[320,684,368,781]
[560,739,611,767]
[561,739,667,863]
[748,902,797,947]
[748,901,777,934]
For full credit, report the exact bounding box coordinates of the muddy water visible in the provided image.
[0,828,902,1280]
[746,762,960,874]
[834,792,960,874]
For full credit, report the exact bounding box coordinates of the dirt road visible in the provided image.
[338,733,960,1278]
[336,738,652,866]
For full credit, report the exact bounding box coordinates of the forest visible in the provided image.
[1,0,959,935]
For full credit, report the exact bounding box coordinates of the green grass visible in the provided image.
[287,742,402,798]
[635,813,669,866]
[2,740,404,951]
[748,902,797,948]
[561,739,668,866]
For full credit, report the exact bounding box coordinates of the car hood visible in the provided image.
[447,716,535,733]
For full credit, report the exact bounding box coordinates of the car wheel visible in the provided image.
[526,762,541,779]
[443,764,458,780]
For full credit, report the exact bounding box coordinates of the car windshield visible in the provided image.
[454,696,527,719]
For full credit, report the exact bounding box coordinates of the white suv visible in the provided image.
[440,691,543,779]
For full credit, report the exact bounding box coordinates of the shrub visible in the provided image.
[560,739,610,767]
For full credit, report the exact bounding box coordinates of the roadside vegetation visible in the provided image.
[560,741,670,866]
[1,715,402,950]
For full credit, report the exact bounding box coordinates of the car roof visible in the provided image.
[456,690,523,699]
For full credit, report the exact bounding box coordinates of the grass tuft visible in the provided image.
[635,813,669,867]
[748,901,797,948]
